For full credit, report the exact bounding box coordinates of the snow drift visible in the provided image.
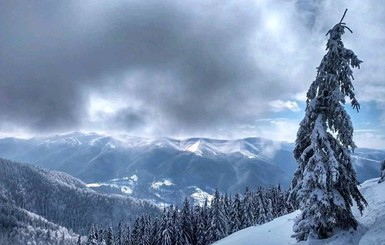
[215,178,385,245]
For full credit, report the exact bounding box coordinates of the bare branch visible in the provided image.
[345,25,353,33]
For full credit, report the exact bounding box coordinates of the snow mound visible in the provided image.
[215,178,385,245]
[151,179,174,189]
[191,187,214,206]
[215,210,300,245]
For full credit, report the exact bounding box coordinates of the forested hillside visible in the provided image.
[0,193,79,245]
[0,158,160,237]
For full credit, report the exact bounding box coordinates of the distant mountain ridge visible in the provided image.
[0,132,383,206]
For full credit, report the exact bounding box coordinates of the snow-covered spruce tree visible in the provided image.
[242,187,255,227]
[106,226,114,245]
[288,10,367,241]
[86,225,98,245]
[180,198,193,244]
[229,192,243,234]
[379,160,385,183]
[207,189,228,243]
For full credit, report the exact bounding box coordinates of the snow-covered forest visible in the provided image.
[84,186,294,245]
[0,158,160,244]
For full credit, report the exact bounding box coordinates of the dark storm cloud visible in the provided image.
[295,0,323,29]
[0,0,276,135]
[1,0,383,138]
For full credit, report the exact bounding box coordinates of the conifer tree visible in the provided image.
[116,222,123,245]
[158,207,174,245]
[168,207,180,245]
[222,193,232,225]
[137,215,150,245]
[180,198,193,244]
[196,200,210,245]
[130,217,142,245]
[289,9,367,241]
[254,187,270,225]
[97,227,104,244]
[379,160,385,183]
[149,218,160,245]
[77,235,82,245]
[229,192,243,233]
[243,187,254,227]
[207,189,228,242]
[86,225,97,245]
[123,224,131,245]
[191,205,203,245]
[106,227,114,245]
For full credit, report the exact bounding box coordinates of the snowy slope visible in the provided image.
[0,194,80,245]
[0,158,160,235]
[215,178,385,245]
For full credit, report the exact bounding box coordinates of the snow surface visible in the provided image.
[151,179,174,189]
[86,175,138,193]
[86,183,102,188]
[185,140,204,156]
[191,187,214,206]
[215,178,385,245]
[121,186,133,194]
[130,175,138,182]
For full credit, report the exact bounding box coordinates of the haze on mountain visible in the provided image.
[0,132,383,208]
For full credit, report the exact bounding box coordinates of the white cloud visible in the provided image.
[1,0,384,141]
[240,118,299,143]
[354,130,385,150]
[293,91,307,101]
[269,100,301,112]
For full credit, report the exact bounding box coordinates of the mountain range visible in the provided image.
[0,132,383,207]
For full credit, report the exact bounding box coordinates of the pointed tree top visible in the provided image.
[326,8,352,36]
[339,9,348,24]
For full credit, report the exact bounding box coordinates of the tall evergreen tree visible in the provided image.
[106,226,114,245]
[130,217,142,245]
[289,10,367,241]
[379,160,385,183]
[158,207,173,245]
[255,187,271,225]
[229,192,243,233]
[242,187,254,227]
[149,218,160,245]
[97,227,104,244]
[196,200,210,245]
[77,235,82,245]
[140,215,152,245]
[86,225,98,245]
[180,198,193,245]
[123,224,131,245]
[207,189,228,242]
[116,222,123,245]
[191,205,203,245]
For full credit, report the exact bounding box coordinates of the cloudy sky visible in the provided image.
[1,0,384,148]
